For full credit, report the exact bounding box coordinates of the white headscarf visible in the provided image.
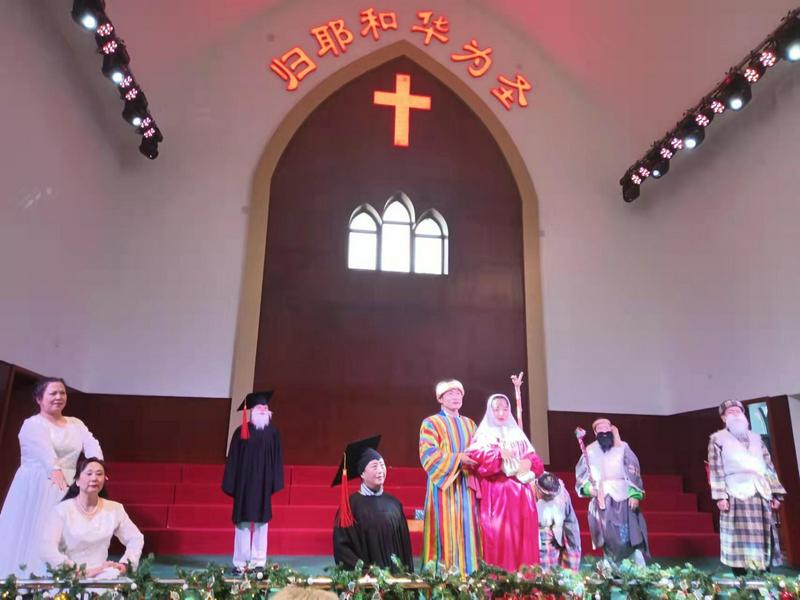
[467,394,535,454]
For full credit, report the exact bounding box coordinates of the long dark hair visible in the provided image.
[33,377,67,403]
[62,456,108,501]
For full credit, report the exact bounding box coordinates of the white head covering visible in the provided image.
[435,379,464,399]
[467,394,535,453]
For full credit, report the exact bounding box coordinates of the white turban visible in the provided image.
[435,379,464,399]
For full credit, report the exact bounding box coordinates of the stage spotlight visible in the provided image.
[622,180,640,202]
[760,43,779,67]
[774,17,800,62]
[646,149,670,179]
[718,73,752,111]
[101,43,130,83]
[139,127,163,160]
[743,59,766,83]
[677,116,705,150]
[71,0,106,30]
[694,106,715,128]
[139,137,159,160]
[122,93,149,127]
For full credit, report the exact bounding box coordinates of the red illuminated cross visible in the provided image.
[373,73,431,147]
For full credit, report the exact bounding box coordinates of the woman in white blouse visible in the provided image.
[0,378,104,577]
[41,458,143,578]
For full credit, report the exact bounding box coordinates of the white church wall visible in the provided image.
[0,1,120,390]
[2,0,799,413]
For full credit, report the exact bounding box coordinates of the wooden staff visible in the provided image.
[574,427,605,510]
[511,371,524,426]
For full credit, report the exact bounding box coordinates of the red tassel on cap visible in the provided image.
[241,406,250,440]
[336,453,355,528]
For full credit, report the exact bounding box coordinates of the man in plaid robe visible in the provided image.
[536,472,581,570]
[708,399,786,575]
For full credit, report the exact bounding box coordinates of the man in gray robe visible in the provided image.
[575,418,649,566]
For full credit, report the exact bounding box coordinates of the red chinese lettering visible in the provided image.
[491,74,532,110]
[411,10,449,46]
[450,39,493,78]
[310,19,355,57]
[269,47,317,91]
[360,8,399,41]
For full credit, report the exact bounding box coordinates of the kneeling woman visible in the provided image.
[41,458,144,578]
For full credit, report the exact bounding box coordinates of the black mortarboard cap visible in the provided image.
[330,435,382,487]
[236,390,274,411]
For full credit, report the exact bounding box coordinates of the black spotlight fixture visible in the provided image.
[70,1,163,159]
[101,42,130,84]
[139,127,163,160]
[620,8,799,201]
[122,93,149,127]
[774,16,800,62]
[622,180,640,203]
[71,0,106,30]
[645,148,670,179]
[676,115,705,150]
[718,72,752,111]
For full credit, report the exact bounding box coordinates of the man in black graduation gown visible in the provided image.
[331,435,414,573]
[222,390,284,572]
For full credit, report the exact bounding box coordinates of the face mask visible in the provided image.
[726,414,749,436]
[596,431,614,451]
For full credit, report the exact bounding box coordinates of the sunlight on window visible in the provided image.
[414,236,443,274]
[414,215,447,275]
[383,201,412,223]
[348,231,377,270]
[348,209,379,270]
[348,198,448,275]
[381,223,411,272]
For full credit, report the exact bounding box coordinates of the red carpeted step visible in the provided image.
[290,485,425,507]
[106,462,183,483]
[180,464,226,483]
[570,492,696,512]
[142,527,425,556]
[574,510,714,533]
[580,533,719,557]
[106,482,175,504]
[125,504,169,528]
[291,466,427,487]
[171,483,290,505]
[165,504,423,529]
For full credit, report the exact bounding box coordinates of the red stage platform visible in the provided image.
[105,463,719,557]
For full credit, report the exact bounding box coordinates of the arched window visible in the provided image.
[380,193,414,273]
[413,210,449,275]
[348,205,381,270]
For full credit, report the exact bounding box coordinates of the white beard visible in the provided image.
[250,411,272,430]
[726,414,749,436]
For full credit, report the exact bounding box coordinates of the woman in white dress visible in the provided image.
[41,458,143,578]
[0,378,103,577]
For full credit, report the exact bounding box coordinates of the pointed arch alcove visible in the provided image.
[231,41,550,463]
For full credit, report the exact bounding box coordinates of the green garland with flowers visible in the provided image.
[2,555,799,600]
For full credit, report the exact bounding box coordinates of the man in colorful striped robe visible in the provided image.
[708,399,786,575]
[419,379,481,575]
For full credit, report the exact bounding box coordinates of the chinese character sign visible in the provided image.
[267,7,533,116]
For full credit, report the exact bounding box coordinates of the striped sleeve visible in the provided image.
[419,417,461,488]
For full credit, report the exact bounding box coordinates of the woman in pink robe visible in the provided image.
[465,374,544,571]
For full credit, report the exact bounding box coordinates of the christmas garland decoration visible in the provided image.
[2,555,799,599]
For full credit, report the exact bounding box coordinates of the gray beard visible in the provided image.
[250,412,271,430]
[726,417,749,437]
